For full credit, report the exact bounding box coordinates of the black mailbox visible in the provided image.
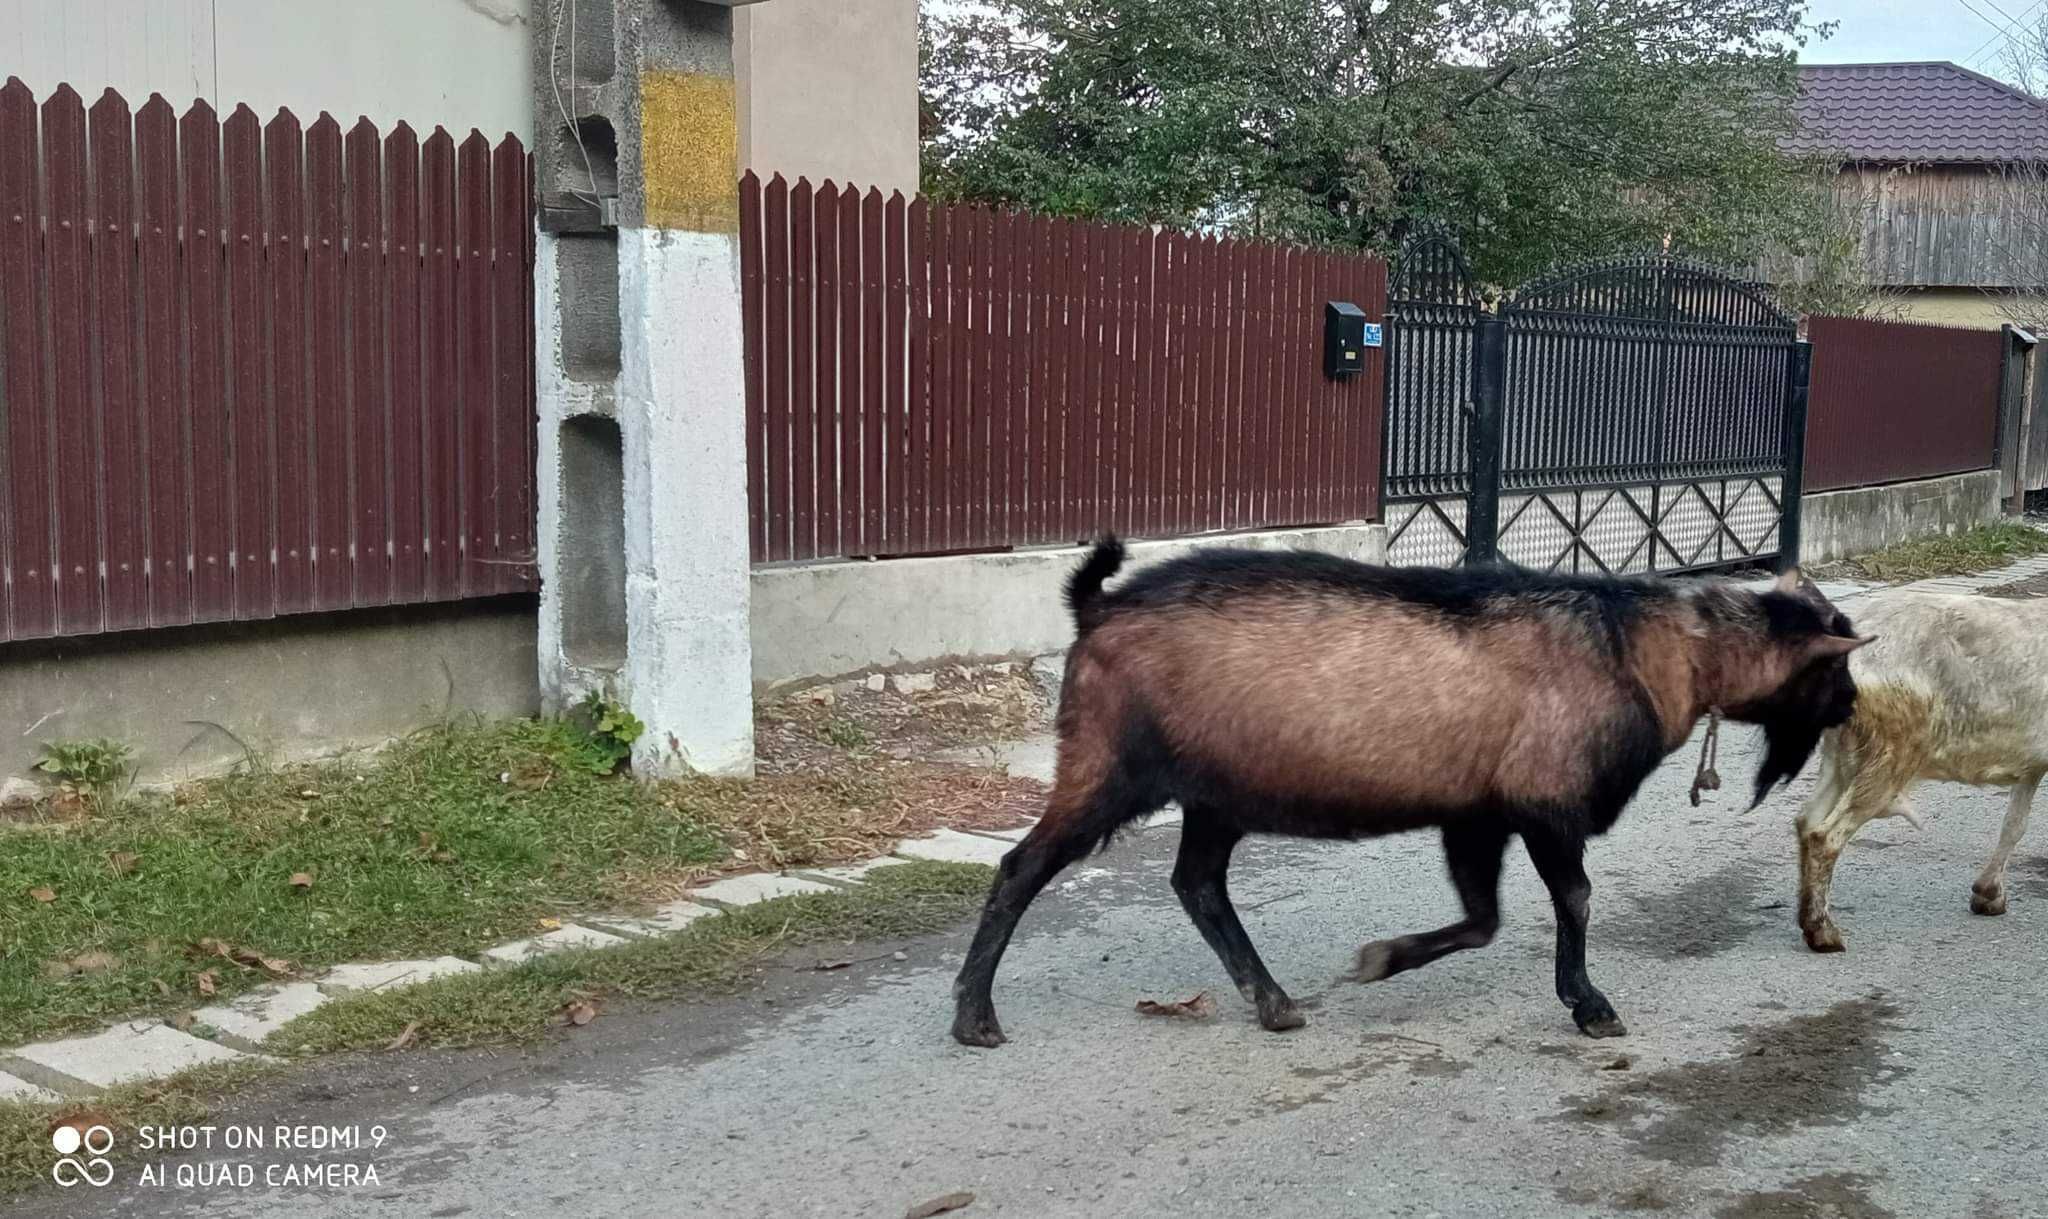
[1324,301,1371,378]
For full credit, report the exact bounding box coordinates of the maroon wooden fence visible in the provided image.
[739,172,1388,563]
[0,80,535,644]
[1804,314,2005,493]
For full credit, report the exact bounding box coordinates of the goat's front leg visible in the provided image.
[1521,826,1625,1038]
[1972,775,2041,917]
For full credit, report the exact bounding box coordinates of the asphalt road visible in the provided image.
[26,727,2048,1218]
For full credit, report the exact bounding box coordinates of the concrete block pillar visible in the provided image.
[532,1,766,777]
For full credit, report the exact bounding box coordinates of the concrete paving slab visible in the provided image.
[688,873,837,907]
[481,924,628,968]
[795,857,915,886]
[892,828,1013,866]
[7,1021,253,1094]
[319,956,481,995]
[966,822,1036,842]
[579,901,720,938]
[0,1069,59,1102]
[192,983,330,1052]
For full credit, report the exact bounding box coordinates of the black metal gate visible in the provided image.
[1384,240,1811,574]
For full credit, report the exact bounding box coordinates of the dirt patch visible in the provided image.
[1613,860,1769,960]
[1555,994,1905,1167]
[1557,1179,1679,1212]
[1713,1172,1894,1219]
[757,664,1050,774]
[1256,1035,1467,1115]
[1978,571,2048,599]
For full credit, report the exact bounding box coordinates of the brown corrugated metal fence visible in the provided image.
[0,79,535,644]
[1803,314,2005,493]
[739,172,1389,563]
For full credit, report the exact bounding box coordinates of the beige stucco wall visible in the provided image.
[735,0,919,195]
[1888,287,2011,331]
[3,0,532,139]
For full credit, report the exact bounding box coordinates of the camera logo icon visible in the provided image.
[51,1124,114,1188]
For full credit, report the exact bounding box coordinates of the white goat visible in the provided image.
[1795,589,2048,952]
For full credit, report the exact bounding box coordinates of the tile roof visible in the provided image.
[1788,61,2048,164]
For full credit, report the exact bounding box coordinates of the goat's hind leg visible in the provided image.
[1971,774,2041,917]
[1172,806,1304,1033]
[950,748,1160,1047]
[1351,824,1509,985]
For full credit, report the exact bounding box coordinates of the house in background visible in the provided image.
[1783,61,2048,330]
[2,0,917,194]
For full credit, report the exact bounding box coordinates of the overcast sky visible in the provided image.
[1803,0,2041,79]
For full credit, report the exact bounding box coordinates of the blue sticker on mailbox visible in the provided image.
[1362,322,1383,348]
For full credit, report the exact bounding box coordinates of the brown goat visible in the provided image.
[951,539,1871,1047]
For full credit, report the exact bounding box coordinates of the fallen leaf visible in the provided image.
[288,872,313,889]
[107,852,139,876]
[1134,992,1215,1020]
[814,959,853,972]
[904,1191,975,1219]
[387,1021,420,1051]
[69,951,119,974]
[189,938,294,977]
[28,886,55,903]
[151,979,171,998]
[563,1000,599,1027]
[196,969,218,997]
[1603,1055,1633,1071]
[537,917,563,932]
[168,1011,195,1030]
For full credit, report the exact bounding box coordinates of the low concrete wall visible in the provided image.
[0,598,540,792]
[749,525,1389,690]
[1799,469,2005,565]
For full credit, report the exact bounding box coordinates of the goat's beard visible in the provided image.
[1751,718,1824,810]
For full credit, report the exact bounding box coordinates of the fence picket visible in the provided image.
[184,101,233,619]
[141,95,195,625]
[385,122,424,601]
[764,173,791,562]
[266,108,313,613]
[455,131,494,595]
[348,118,390,603]
[836,185,863,555]
[885,191,909,551]
[224,105,272,618]
[813,180,842,557]
[861,189,886,552]
[790,178,816,561]
[906,195,930,552]
[740,171,765,560]
[91,89,147,631]
[307,115,351,610]
[419,129,460,599]
[493,135,531,592]
[0,80,52,638]
[43,87,100,635]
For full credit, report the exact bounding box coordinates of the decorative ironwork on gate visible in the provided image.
[1382,232,1482,567]
[1381,239,1811,575]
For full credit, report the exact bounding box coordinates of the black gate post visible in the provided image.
[1466,313,1507,565]
[1777,339,1813,571]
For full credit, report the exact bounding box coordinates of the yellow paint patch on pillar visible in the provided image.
[640,70,740,233]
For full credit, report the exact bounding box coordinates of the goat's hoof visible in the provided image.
[1802,920,1846,953]
[951,1011,1007,1049]
[1257,1000,1307,1033]
[1349,938,1403,983]
[1971,886,2008,917]
[1573,999,1628,1039]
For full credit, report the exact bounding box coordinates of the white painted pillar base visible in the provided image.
[616,226,755,778]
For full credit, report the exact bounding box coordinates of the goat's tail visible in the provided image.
[1065,534,1126,628]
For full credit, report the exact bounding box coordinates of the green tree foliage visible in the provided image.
[924,0,1829,285]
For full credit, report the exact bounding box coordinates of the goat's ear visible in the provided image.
[1807,633,1877,660]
